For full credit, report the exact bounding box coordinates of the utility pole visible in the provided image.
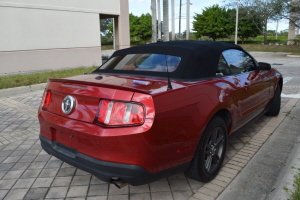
[151,0,157,42]
[163,0,169,41]
[171,0,175,40]
[186,0,190,40]
[179,0,182,39]
[157,0,162,39]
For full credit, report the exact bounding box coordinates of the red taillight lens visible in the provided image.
[42,90,52,110]
[95,99,145,127]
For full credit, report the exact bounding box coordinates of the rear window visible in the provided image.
[99,54,181,72]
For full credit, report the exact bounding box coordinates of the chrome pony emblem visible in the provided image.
[62,95,76,115]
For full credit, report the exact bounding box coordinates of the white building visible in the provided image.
[0,0,130,75]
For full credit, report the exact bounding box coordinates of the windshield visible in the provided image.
[99,54,181,72]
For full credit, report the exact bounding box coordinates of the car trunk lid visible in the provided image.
[45,80,137,124]
[45,73,174,123]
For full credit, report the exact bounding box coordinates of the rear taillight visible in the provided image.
[42,90,52,110]
[95,99,145,127]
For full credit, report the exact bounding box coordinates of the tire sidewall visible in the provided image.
[266,85,281,116]
[196,116,228,182]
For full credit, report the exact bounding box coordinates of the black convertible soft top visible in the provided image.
[93,41,244,80]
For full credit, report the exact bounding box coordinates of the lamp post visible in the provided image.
[179,1,192,39]
[179,0,182,39]
[186,0,190,40]
[235,0,239,44]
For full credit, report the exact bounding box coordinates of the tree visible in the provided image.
[226,0,288,44]
[100,18,113,36]
[129,13,152,41]
[100,18,113,46]
[106,23,114,38]
[267,30,277,36]
[138,13,152,40]
[279,0,300,29]
[193,5,233,41]
[129,13,140,40]
[278,29,289,36]
[228,8,262,43]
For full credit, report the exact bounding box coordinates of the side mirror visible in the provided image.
[258,62,271,70]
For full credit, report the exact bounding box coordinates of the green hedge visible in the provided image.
[101,36,113,45]
[130,40,151,46]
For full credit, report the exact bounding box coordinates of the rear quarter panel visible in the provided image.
[149,68,281,170]
[150,77,242,169]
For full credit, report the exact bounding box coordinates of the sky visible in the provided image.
[128,0,289,34]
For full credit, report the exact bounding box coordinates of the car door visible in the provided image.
[222,49,270,126]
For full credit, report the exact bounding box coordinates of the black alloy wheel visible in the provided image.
[204,127,225,173]
[185,116,227,182]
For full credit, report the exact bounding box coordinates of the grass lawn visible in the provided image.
[284,167,300,200]
[240,44,300,55]
[293,170,300,200]
[0,67,97,90]
[254,36,288,41]
[293,169,300,200]
[101,45,114,50]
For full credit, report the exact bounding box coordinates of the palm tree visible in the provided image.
[171,0,175,40]
[151,0,157,42]
[163,0,169,41]
[157,0,162,39]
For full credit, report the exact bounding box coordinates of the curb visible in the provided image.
[287,54,300,58]
[267,99,300,200]
[248,52,300,58]
[268,138,300,200]
[0,83,47,98]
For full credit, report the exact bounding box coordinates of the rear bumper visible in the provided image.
[40,135,190,186]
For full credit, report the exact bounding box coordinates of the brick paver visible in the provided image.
[0,84,298,200]
[0,91,41,145]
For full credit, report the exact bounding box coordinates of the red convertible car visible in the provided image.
[39,41,282,188]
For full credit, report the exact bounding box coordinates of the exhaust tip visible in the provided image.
[112,178,128,189]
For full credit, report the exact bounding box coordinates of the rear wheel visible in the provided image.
[185,116,227,182]
[266,85,281,116]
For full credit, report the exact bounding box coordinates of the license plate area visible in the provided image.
[52,128,77,149]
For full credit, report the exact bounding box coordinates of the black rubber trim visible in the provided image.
[40,135,190,186]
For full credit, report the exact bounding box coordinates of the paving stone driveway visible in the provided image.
[0,85,297,200]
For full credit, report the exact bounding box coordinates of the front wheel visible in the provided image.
[266,85,281,116]
[185,116,227,182]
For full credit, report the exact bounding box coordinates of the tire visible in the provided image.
[266,85,281,116]
[185,116,227,182]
